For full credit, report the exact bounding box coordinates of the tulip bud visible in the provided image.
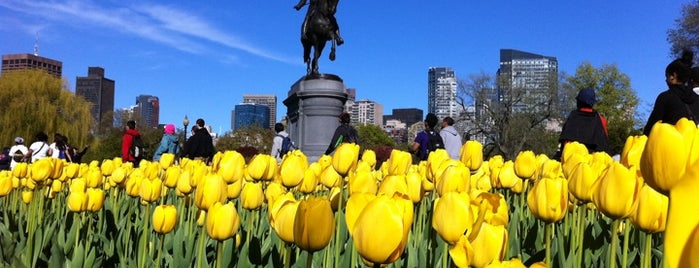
[217,151,245,183]
[241,182,264,210]
[280,151,308,188]
[269,193,299,244]
[468,222,508,268]
[159,153,175,169]
[194,174,227,211]
[86,188,105,212]
[513,150,536,180]
[331,143,360,176]
[21,190,33,204]
[630,184,667,233]
[101,159,115,176]
[206,202,241,241]
[361,149,377,170]
[459,140,483,171]
[432,192,474,244]
[592,162,642,219]
[352,193,413,265]
[620,135,647,169]
[67,191,88,212]
[0,171,12,197]
[152,205,178,234]
[527,177,568,223]
[139,178,163,203]
[294,196,335,252]
[385,150,412,176]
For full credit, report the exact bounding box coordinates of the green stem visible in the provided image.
[610,219,620,268]
[442,240,449,268]
[156,234,164,268]
[85,212,93,263]
[576,205,585,267]
[74,212,82,256]
[643,232,652,268]
[284,243,292,268]
[545,222,552,267]
[216,241,223,268]
[140,203,151,268]
[622,219,630,268]
[306,251,313,268]
[197,226,207,268]
[334,178,345,268]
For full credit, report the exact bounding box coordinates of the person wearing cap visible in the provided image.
[9,137,29,170]
[557,88,609,157]
[324,112,359,155]
[153,124,181,161]
[643,50,699,135]
[412,113,445,161]
[182,118,216,163]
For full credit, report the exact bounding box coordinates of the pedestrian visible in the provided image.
[557,88,609,157]
[9,137,28,170]
[27,132,52,163]
[182,118,216,164]
[411,113,444,161]
[644,49,699,135]
[0,147,11,170]
[439,117,462,160]
[122,120,142,167]
[271,123,290,162]
[49,133,73,161]
[153,124,180,161]
[324,112,359,155]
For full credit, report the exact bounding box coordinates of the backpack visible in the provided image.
[129,135,146,159]
[12,150,24,162]
[277,134,294,156]
[426,130,445,152]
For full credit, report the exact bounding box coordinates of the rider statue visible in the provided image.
[294,0,344,45]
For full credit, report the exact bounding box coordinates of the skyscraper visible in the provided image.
[1,53,62,78]
[136,95,160,128]
[427,67,460,121]
[497,49,558,112]
[351,99,383,126]
[76,67,115,132]
[234,103,270,130]
[242,94,276,129]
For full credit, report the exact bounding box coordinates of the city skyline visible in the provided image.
[0,0,689,132]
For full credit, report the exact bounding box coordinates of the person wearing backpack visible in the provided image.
[27,132,52,163]
[411,113,445,161]
[271,123,292,163]
[182,118,216,164]
[324,112,359,155]
[122,120,142,167]
[9,137,28,170]
[153,124,181,161]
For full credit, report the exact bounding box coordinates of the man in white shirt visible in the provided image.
[28,132,51,163]
[440,117,463,160]
[9,137,28,170]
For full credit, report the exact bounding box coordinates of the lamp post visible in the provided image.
[183,115,190,141]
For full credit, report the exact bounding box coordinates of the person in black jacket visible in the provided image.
[325,112,358,155]
[182,118,216,163]
[644,50,699,135]
[557,88,609,157]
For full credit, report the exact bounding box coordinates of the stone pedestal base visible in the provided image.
[283,74,347,162]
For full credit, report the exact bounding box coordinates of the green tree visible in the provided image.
[355,123,395,151]
[0,70,92,149]
[562,62,641,155]
[668,1,699,57]
[81,114,164,163]
[216,126,273,154]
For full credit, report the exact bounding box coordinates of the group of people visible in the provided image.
[411,113,463,162]
[122,118,216,167]
[0,132,88,171]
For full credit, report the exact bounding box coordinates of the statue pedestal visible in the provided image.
[283,74,347,162]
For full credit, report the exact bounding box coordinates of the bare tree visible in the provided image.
[668,1,699,58]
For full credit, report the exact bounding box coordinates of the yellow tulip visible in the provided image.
[640,118,696,193]
[353,193,413,265]
[110,167,126,184]
[349,169,378,196]
[21,190,33,204]
[664,165,699,268]
[513,150,536,180]
[496,161,519,189]
[530,154,549,181]
[331,143,360,176]
[86,188,105,212]
[459,140,483,171]
[449,235,474,268]
[345,193,377,237]
[50,158,64,179]
[139,178,163,203]
[561,141,589,164]
[539,159,562,181]
[529,262,548,268]
[30,158,52,182]
[436,163,470,196]
[488,155,504,186]
[405,170,424,203]
[378,174,409,197]
[361,149,377,170]
[101,159,115,176]
[470,167,493,192]
[484,258,527,268]
[67,191,88,212]
[385,149,412,176]
[469,222,508,268]
[13,162,28,178]
[299,163,320,194]
[176,170,193,195]
[194,174,227,210]
[227,177,243,199]
[568,161,602,203]
[269,193,298,243]
[241,182,264,210]
[162,166,180,188]
[246,154,276,181]
[620,135,647,169]
[320,165,342,188]
[527,177,568,223]
[152,204,177,234]
[63,163,80,180]
[280,151,308,188]
[206,202,241,241]
[0,172,12,196]
[510,178,524,194]
[159,153,175,169]
[471,191,509,226]
[630,184,668,233]
[50,179,62,194]
[426,149,451,183]
[592,162,642,219]
[265,182,287,206]
[294,196,335,252]
[190,164,208,187]
[217,151,246,183]
[85,167,103,188]
[432,191,473,244]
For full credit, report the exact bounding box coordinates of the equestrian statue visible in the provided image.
[294,0,343,75]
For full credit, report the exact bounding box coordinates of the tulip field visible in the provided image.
[0,119,698,267]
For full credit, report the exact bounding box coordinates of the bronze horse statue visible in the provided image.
[295,0,341,75]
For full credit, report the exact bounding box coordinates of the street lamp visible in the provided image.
[183,115,190,141]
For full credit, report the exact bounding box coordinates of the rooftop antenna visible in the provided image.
[33,31,39,56]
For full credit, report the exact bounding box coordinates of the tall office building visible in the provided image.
[242,94,276,129]
[76,67,115,132]
[1,53,63,78]
[351,99,383,126]
[135,95,160,128]
[497,49,558,112]
[427,67,460,121]
[234,103,270,130]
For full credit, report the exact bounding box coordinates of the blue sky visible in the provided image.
[0,0,689,133]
